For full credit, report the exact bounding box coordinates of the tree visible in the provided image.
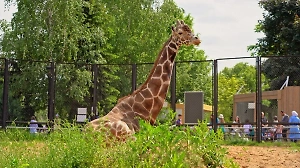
[175,48,212,105]
[220,62,271,120]
[218,75,246,122]
[97,0,211,108]
[248,0,300,90]
[1,0,212,120]
[101,0,198,99]
[221,62,269,92]
[1,0,113,120]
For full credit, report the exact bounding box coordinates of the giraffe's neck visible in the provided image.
[132,36,180,124]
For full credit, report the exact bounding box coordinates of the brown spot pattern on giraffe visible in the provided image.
[163,61,172,75]
[127,97,135,106]
[140,89,152,99]
[148,78,161,96]
[169,43,177,50]
[118,102,132,112]
[182,25,191,32]
[161,73,170,82]
[153,65,162,77]
[133,103,150,119]
[143,98,154,110]
[134,93,144,103]
[159,49,168,64]
[158,84,169,98]
[167,46,176,57]
[150,97,164,119]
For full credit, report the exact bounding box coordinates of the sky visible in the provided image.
[174,0,265,69]
[0,1,16,22]
[0,0,265,70]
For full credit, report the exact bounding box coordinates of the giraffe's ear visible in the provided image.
[176,20,181,27]
[171,26,175,32]
[180,20,185,25]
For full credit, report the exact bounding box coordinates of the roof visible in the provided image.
[203,104,212,112]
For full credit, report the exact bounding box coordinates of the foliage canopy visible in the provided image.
[0,0,210,120]
[248,0,300,90]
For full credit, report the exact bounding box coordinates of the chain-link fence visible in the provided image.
[0,59,50,127]
[259,56,300,141]
[211,56,300,142]
[217,57,256,124]
[1,56,300,142]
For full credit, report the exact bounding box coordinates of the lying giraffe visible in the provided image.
[89,20,201,140]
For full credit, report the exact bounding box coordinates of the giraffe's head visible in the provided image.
[171,20,201,46]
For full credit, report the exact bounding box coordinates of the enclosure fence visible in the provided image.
[1,56,300,142]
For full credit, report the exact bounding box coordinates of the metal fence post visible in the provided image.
[213,60,218,132]
[170,62,176,112]
[131,63,137,93]
[47,61,55,128]
[2,59,9,129]
[92,64,98,118]
[256,56,262,142]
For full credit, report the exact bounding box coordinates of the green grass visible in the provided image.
[0,120,238,168]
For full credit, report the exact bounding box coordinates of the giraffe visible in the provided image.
[89,20,201,140]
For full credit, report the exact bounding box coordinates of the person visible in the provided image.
[231,116,241,135]
[218,114,226,133]
[29,116,38,134]
[272,116,280,140]
[233,116,241,127]
[275,122,283,141]
[261,112,268,140]
[176,114,183,126]
[210,114,219,125]
[289,111,300,142]
[243,119,253,139]
[209,114,219,131]
[273,116,278,124]
[281,110,289,141]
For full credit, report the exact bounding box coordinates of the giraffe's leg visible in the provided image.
[109,120,135,141]
[121,117,140,133]
[88,117,136,141]
[87,117,108,132]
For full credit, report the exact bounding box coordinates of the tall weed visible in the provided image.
[0,119,237,168]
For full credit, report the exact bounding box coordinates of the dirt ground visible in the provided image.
[226,145,300,168]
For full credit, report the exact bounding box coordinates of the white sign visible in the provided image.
[77,115,86,122]
[78,108,87,115]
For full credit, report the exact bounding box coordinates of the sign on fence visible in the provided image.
[77,108,87,122]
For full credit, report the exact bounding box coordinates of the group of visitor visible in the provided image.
[204,110,300,142]
[260,110,300,142]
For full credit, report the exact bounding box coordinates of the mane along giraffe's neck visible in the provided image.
[131,36,180,124]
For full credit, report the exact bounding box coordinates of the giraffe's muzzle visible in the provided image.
[191,36,201,45]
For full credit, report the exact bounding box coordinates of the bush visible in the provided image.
[0,119,237,168]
